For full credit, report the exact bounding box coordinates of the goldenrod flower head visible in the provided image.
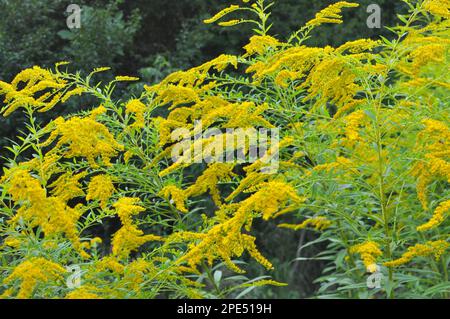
[350,241,382,272]
[89,105,107,119]
[185,163,236,206]
[218,19,242,27]
[93,67,111,73]
[42,116,124,167]
[417,200,450,231]
[244,35,283,57]
[65,286,100,299]
[114,76,140,82]
[384,240,449,267]
[86,174,116,209]
[279,216,332,231]
[159,185,188,213]
[125,99,147,129]
[61,87,85,103]
[112,225,163,259]
[306,2,359,27]
[3,237,21,248]
[424,0,450,18]
[49,171,86,202]
[336,39,381,54]
[113,197,145,226]
[204,5,241,24]
[0,66,67,116]
[4,258,66,299]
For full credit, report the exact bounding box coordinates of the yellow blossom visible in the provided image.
[350,241,382,272]
[4,258,66,299]
[159,185,188,213]
[417,200,450,231]
[115,76,140,82]
[125,99,147,129]
[306,2,359,27]
[279,217,332,231]
[384,240,449,267]
[243,35,282,56]
[204,5,241,24]
[41,116,124,167]
[86,174,116,209]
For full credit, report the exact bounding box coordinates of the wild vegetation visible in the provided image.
[0,0,449,299]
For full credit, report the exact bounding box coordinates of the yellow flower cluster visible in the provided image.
[413,119,450,209]
[86,174,116,208]
[49,171,86,202]
[384,240,449,267]
[159,185,188,213]
[423,0,450,18]
[245,39,376,115]
[168,179,301,272]
[417,200,450,231]
[65,286,101,299]
[243,35,282,56]
[349,241,382,272]
[2,167,86,257]
[112,198,163,258]
[278,217,332,231]
[125,99,147,129]
[0,66,69,116]
[203,5,241,24]
[306,2,359,27]
[42,116,124,167]
[2,258,66,298]
[185,163,236,206]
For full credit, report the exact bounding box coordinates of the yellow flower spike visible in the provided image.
[279,217,332,231]
[336,39,381,54]
[423,0,450,18]
[125,99,147,129]
[41,116,124,167]
[114,76,140,82]
[244,35,282,55]
[384,240,449,267]
[366,263,379,274]
[3,258,66,299]
[113,197,145,226]
[167,180,298,273]
[204,5,241,24]
[218,19,243,27]
[48,171,87,202]
[61,87,85,103]
[92,67,111,74]
[306,2,359,27]
[3,237,21,248]
[86,174,116,209]
[65,286,100,299]
[349,241,382,272]
[0,65,68,116]
[111,225,164,259]
[159,185,188,213]
[111,197,164,259]
[185,163,236,206]
[94,256,125,274]
[89,105,107,119]
[417,200,450,231]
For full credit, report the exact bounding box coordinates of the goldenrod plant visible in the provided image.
[0,0,449,299]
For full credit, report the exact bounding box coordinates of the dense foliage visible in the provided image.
[0,0,449,299]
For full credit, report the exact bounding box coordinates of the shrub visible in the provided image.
[0,0,449,299]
